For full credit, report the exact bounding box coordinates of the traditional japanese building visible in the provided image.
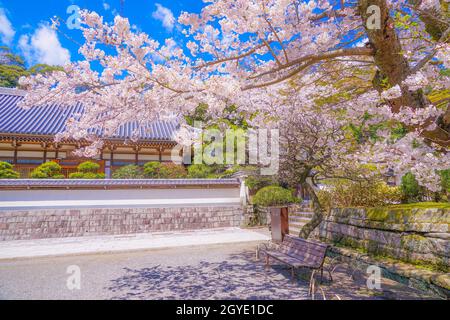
[0,87,182,177]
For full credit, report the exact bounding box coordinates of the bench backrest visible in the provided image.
[279,235,328,268]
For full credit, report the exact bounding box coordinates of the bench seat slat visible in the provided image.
[280,242,326,257]
[262,235,329,271]
[264,250,322,269]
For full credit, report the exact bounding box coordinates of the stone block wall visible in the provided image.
[315,207,450,271]
[0,205,243,241]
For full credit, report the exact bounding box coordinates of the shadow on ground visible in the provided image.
[106,250,436,300]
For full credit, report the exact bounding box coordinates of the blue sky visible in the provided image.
[0,0,204,67]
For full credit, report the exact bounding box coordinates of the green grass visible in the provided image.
[385,202,450,209]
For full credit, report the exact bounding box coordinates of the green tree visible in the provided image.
[253,186,299,207]
[112,165,144,179]
[69,161,105,179]
[143,162,187,178]
[400,172,425,203]
[0,161,20,179]
[30,161,65,179]
[0,47,63,88]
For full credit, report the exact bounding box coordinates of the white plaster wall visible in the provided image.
[0,150,13,157]
[112,153,135,160]
[0,187,241,209]
[17,151,44,158]
[139,154,159,161]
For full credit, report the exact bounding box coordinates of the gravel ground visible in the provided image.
[0,241,438,300]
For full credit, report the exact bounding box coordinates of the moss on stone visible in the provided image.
[387,202,450,209]
[366,208,390,221]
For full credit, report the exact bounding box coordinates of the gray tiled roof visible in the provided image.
[0,87,178,141]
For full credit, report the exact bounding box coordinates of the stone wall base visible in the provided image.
[315,207,449,270]
[328,246,449,299]
[0,206,243,241]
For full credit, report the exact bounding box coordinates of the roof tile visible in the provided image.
[0,88,178,141]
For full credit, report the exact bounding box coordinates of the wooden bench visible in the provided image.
[258,235,331,293]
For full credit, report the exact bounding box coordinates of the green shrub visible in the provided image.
[186,163,238,178]
[69,172,105,179]
[112,165,144,179]
[68,172,84,179]
[318,179,402,211]
[69,161,104,179]
[439,169,450,193]
[400,172,425,203]
[30,161,64,179]
[143,162,187,178]
[158,163,187,178]
[253,186,299,207]
[187,164,216,178]
[0,161,19,179]
[143,162,162,178]
[245,175,278,193]
[77,161,100,173]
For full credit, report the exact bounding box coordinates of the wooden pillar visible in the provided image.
[12,140,19,164]
[54,143,60,159]
[109,144,116,166]
[134,146,140,165]
[158,146,163,162]
[41,142,48,163]
[104,145,115,179]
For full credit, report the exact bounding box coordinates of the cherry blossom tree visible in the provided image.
[178,0,449,191]
[18,1,449,195]
[276,102,354,237]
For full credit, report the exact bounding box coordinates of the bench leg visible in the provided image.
[320,267,323,283]
[265,255,269,271]
[308,270,316,297]
[291,267,295,282]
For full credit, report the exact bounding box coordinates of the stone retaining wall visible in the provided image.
[0,206,243,241]
[315,207,450,271]
[328,246,449,299]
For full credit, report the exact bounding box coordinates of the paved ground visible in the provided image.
[0,242,438,300]
[0,227,270,259]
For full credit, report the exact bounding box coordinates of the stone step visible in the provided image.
[296,206,314,211]
[289,212,314,218]
[289,223,307,230]
[288,217,311,224]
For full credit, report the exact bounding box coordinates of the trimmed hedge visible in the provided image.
[112,165,145,179]
[187,164,216,178]
[68,161,105,179]
[143,162,187,178]
[253,186,299,207]
[0,162,19,179]
[30,161,65,179]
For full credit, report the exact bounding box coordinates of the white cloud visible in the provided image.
[152,3,175,32]
[0,8,15,45]
[18,24,70,66]
[103,1,110,11]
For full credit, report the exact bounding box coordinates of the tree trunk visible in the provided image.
[358,0,450,146]
[299,181,324,239]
